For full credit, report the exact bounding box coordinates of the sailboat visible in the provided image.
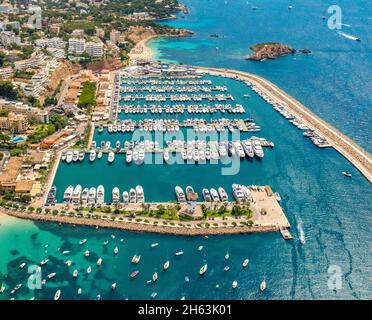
[260,277,267,292]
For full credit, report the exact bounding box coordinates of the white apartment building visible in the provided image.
[68,38,86,55]
[0,31,21,46]
[0,66,13,79]
[35,37,65,49]
[85,41,104,57]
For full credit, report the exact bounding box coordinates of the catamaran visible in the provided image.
[131,255,141,264]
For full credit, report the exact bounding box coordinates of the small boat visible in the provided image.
[151,292,157,299]
[131,255,141,264]
[87,266,92,274]
[0,284,5,294]
[274,192,282,202]
[40,259,49,266]
[77,288,82,295]
[79,239,87,245]
[243,259,249,268]
[199,264,208,275]
[151,243,159,248]
[62,250,70,255]
[152,272,158,282]
[84,250,90,257]
[65,260,72,267]
[108,151,115,163]
[175,251,184,256]
[114,247,119,255]
[185,276,190,283]
[122,191,129,204]
[232,281,238,289]
[97,151,103,159]
[130,270,139,278]
[19,262,26,269]
[197,246,203,251]
[73,269,78,278]
[163,260,170,270]
[224,266,230,272]
[97,258,103,266]
[54,289,61,300]
[260,277,266,292]
[47,273,56,279]
[111,283,117,290]
[342,171,352,178]
[225,253,230,260]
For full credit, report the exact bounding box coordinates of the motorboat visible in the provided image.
[175,186,186,203]
[87,187,96,205]
[54,289,61,300]
[66,151,73,163]
[89,150,96,162]
[81,188,89,205]
[163,260,170,270]
[63,185,74,203]
[342,171,352,178]
[97,258,103,266]
[126,150,133,163]
[218,187,228,201]
[72,151,79,162]
[210,188,220,202]
[96,185,105,206]
[202,188,211,202]
[130,270,139,278]
[225,252,230,260]
[84,250,90,257]
[108,151,115,163]
[122,191,129,204]
[114,247,119,255]
[136,185,144,203]
[97,151,103,159]
[243,259,249,268]
[175,251,184,256]
[78,151,85,161]
[199,264,208,275]
[260,277,266,292]
[151,243,159,248]
[71,185,82,205]
[129,188,136,203]
[152,272,158,282]
[198,245,203,251]
[112,187,120,204]
[232,281,238,289]
[19,262,26,269]
[73,269,78,278]
[224,266,230,272]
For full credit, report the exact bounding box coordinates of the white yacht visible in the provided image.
[63,185,74,203]
[218,144,228,158]
[232,281,238,289]
[243,140,255,158]
[72,185,82,205]
[202,188,211,202]
[115,140,121,150]
[218,187,228,201]
[234,141,245,158]
[72,151,79,162]
[66,151,73,163]
[152,272,158,282]
[112,187,120,204]
[210,188,220,202]
[54,289,61,300]
[97,151,103,159]
[260,277,266,292]
[175,186,186,203]
[81,188,89,205]
[97,258,103,266]
[126,150,133,163]
[96,185,105,206]
[89,150,96,162]
[243,259,249,268]
[78,151,85,161]
[122,191,129,204]
[108,151,115,163]
[232,184,246,202]
[129,188,136,203]
[87,187,96,205]
[136,185,144,203]
[253,141,264,158]
[163,260,170,270]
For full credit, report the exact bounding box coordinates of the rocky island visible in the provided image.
[246,42,296,61]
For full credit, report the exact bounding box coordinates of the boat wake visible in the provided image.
[337,31,361,42]
[297,218,306,245]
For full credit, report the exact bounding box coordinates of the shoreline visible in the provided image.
[2,209,280,236]
[197,67,372,183]
[128,35,159,62]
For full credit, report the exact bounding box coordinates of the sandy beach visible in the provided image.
[128,35,158,63]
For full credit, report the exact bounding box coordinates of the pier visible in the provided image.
[199,66,372,183]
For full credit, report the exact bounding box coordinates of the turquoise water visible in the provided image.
[1,0,371,300]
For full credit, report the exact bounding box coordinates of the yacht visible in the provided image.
[136,185,145,203]
[232,184,246,202]
[210,188,220,202]
[225,252,230,260]
[72,185,82,205]
[115,140,121,150]
[89,150,96,162]
[97,151,103,159]
[73,269,78,278]
[63,185,74,203]
[126,150,133,163]
[242,140,255,158]
[253,141,264,158]
[87,187,96,205]
[218,187,228,201]
[199,264,208,275]
[47,273,56,279]
[72,151,79,162]
[186,186,196,201]
[108,151,115,163]
[97,258,103,266]
[66,151,73,163]
[234,141,245,158]
[54,289,61,300]
[163,260,170,270]
[175,186,186,203]
[202,188,211,202]
[81,188,89,205]
[232,281,238,289]
[131,255,141,264]
[122,191,129,204]
[114,247,119,255]
[175,251,184,256]
[78,151,85,161]
[96,185,105,206]
[129,188,136,203]
[243,259,249,268]
[112,187,120,204]
[84,250,90,257]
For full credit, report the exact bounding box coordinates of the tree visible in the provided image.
[0,81,18,100]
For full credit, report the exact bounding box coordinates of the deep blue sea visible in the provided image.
[0,0,371,300]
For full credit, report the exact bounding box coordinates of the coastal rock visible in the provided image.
[246,42,296,61]
[299,49,312,54]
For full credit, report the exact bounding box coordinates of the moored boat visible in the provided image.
[112,187,120,204]
[218,187,228,201]
[96,185,105,206]
[175,186,186,203]
[54,289,61,300]
[199,264,208,275]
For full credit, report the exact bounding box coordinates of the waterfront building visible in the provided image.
[0,98,49,123]
[68,38,86,55]
[14,54,44,70]
[0,66,13,79]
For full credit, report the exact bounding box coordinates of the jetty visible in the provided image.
[198,66,372,183]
